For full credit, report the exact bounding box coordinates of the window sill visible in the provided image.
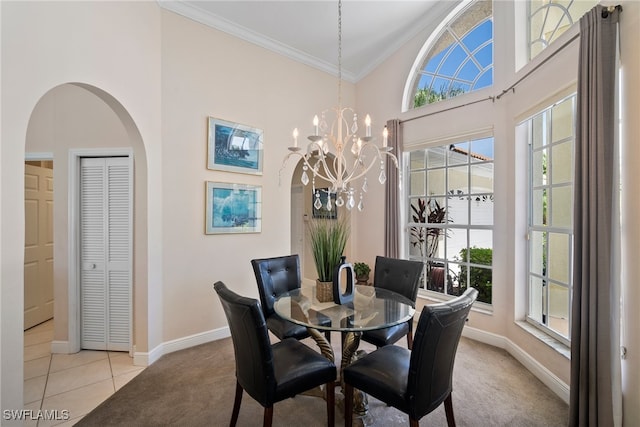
[516,320,570,360]
[417,292,493,315]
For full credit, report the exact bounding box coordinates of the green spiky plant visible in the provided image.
[307,216,350,282]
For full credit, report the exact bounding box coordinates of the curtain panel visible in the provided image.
[384,119,401,258]
[570,5,622,427]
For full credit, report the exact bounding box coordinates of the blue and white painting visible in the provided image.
[206,182,262,234]
[208,117,263,175]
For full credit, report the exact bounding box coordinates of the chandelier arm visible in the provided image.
[345,145,399,184]
[281,149,336,186]
[339,144,374,183]
[314,156,339,184]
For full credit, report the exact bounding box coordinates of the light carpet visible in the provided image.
[76,335,568,426]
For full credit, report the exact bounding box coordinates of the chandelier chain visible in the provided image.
[338,0,342,108]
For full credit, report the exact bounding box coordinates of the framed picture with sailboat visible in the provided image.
[207,117,264,175]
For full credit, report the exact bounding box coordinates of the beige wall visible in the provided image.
[1,0,638,422]
[159,10,356,341]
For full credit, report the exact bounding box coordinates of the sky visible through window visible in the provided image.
[412,0,493,110]
[450,137,494,160]
[418,19,493,94]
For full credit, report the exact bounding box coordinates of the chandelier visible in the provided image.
[282,0,398,212]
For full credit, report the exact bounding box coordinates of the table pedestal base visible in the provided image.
[307,328,369,418]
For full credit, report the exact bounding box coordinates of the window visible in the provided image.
[407,137,494,304]
[408,0,493,109]
[529,0,598,60]
[525,95,575,344]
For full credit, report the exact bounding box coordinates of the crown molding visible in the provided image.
[157,0,358,82]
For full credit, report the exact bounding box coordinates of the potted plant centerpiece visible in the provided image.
[308,216,350,302]
[353,262,371,285]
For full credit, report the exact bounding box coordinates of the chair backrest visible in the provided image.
[251,255,301,316]
[213,281,276,407]
[373,256,424,305]
[407,287,478,420]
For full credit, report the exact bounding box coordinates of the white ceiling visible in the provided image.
[158,1,457,82]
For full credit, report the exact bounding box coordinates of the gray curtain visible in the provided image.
[384,119,401,258]
[570,5,621,426]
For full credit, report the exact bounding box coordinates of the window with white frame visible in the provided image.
[524,94,575,344]
[409,0,493,109]
[528,0,598,61]
[407,137,494,304]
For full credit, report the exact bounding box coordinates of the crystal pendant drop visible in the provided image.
[357,195,364,211]
[301,170,309,186]
[326,196,333,211]
[351,141,359,155]
[314,193,322,210]
[320,112,328,133]
[336,196,344,207]
[362,178,368,193]
[347,194,355,210]
[379,169,386,184]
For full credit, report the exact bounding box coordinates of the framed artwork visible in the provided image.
[205,182,262,234]
[312,188,337,219]
[207,117,263,175]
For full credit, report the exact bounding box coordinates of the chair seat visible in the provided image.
[273,338,337,401]
[361,322,410,348]
[267,316,310,340]
[343,345,410,411]
[267,313,332,341]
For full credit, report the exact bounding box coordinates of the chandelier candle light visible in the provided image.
[282,0,398,212]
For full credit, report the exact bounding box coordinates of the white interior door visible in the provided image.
[80,157,132,351]
[24,162,54,330]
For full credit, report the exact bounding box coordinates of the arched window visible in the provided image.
[529,0,597,60]
[407,0,493,110]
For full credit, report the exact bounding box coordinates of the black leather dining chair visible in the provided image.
[343,287,478,427]
[251,255,331,342]
[213,281,337,427]
[361,256,424,349]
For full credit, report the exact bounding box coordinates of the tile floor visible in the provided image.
[23,321,145,426]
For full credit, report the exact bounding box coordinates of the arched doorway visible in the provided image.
[23,83,148,354]
[289,155,340,285]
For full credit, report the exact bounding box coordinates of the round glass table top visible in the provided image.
[273,285,415,332]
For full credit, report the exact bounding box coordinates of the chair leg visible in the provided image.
[263,406,273,427]
[444,392,456,427]
[407,320,414,350]
[344,383,353,427]
[230,381,243,427]
[325,380,335,427]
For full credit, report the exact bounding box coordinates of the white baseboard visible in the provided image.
[51,340,71,354]
[133,326,230,366]
[462,326,570,404]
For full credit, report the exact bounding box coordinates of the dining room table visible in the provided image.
[273,284,416,419]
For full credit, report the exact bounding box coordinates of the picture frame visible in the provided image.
[312,188,338,219]
[205,182,262,234]
[207,117,263,175]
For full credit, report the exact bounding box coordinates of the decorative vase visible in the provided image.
[315,279,333,303]
[332,256,354,305]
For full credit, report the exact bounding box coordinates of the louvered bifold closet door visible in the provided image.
[80,157,131,351]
